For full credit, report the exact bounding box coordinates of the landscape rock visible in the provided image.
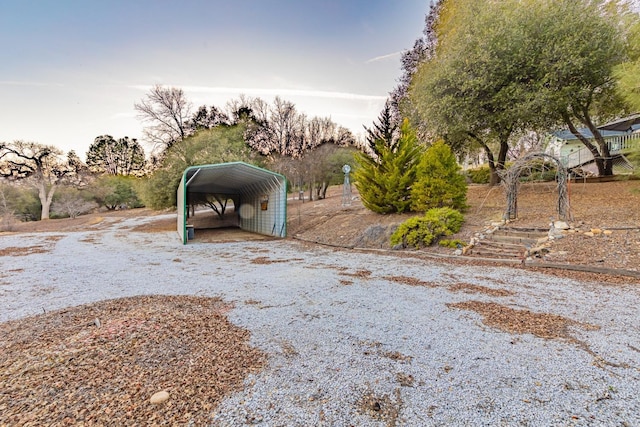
[603,230,613,236]
[590,228,603,235]
[584,232,595,237]
[553,221,570,230]
[150,391,170,404]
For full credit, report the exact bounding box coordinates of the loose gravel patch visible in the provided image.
[1,215,639,426]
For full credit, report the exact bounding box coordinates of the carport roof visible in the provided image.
[183,162,284,195]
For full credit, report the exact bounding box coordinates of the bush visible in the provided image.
[410,141,467,212]
[438,239,467,248]
[89,175,143,210]
[51,187,97,219]
[390,207,464,249]
[465,166,491,184]
[355,119,422,214]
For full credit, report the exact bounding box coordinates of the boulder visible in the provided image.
[553,221,570,230]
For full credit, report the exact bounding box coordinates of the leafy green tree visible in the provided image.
[89,175,142,210]
[409,0,635,179]
[537,0,631,176]
[355,119,422,214]
[409,0,546,185]
[86,135,146,176]
[139,123,261,210]
[411,141,467,212]
[616,15,640,111]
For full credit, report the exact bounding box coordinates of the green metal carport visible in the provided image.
[177,162,287,244]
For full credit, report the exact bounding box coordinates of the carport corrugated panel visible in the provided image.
[185,163,276,195]
[179,162,287,242]
[239,175,287,237]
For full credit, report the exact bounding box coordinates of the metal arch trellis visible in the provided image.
[497,152,571,222]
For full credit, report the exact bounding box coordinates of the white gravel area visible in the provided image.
[1,215,640,426]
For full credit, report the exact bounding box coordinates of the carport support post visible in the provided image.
[182,168,201,242]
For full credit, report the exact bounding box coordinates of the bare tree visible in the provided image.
[134,84,192,151]
[0,141,75,220]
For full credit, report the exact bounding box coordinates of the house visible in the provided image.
[554,113,640,175]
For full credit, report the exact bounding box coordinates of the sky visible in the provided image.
[0,0,429,159]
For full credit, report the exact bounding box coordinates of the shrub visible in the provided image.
[51,187,97,219]
[89,175,143,210]
[410,141,467,212]
[466,166,491,184]
[390,207,464,249]
[355,119,422,214]
[438,239,467,248]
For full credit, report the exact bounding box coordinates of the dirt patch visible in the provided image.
[383,275,437,288]
[0,295,266,426]
[447,301,599,341]
[449,283,515,297]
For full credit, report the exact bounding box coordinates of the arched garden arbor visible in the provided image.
[498,153,571,222]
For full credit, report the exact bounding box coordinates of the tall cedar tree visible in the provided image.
[410,140,467,212]
[355,119,422,214]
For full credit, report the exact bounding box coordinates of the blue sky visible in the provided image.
[0,0,428,158]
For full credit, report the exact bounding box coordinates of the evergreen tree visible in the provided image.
[363,101,398,156]
[410,140,467,212]
[355,119,422,214]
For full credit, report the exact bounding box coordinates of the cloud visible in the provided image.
[365,51,404,64]
[128,85,387,102]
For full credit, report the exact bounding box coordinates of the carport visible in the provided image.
[177,162,287,244]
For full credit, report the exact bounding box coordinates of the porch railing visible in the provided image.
[561,132,640,169]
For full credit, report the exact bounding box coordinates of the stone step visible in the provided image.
[476,239,527,250]
[492,228,548,239]
[468,246,524,258]
[485,234,546,246]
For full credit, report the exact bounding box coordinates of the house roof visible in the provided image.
[553,128,626,141]
[598,113,640,132]
[553,113,640,141]
[183,162,285,196]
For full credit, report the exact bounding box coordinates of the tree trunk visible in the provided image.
[581,114,613,176]
[38,182,56,220]
[562,111,607,176]
[469,133,501,186]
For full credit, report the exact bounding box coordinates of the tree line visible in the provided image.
[0,89,359,226]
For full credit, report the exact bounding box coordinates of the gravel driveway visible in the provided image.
[2,215,639,426]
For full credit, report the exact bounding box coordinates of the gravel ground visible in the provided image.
[2,215,640,426]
